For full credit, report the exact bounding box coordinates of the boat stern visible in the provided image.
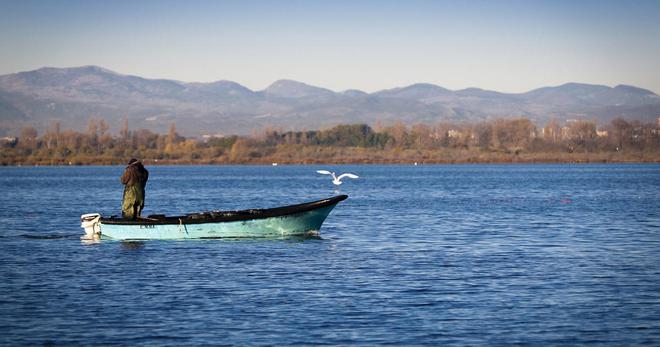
[81,213,102,239]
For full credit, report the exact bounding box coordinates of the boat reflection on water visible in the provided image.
[80,231,323,245]
[198,231,324,242]
[80,233,101,245]
[121,241,146,250]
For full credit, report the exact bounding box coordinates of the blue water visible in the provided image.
[1,164,659,345]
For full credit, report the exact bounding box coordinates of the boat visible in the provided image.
[81,195,347,240]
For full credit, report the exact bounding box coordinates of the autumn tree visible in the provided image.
[411,123,433,149]
[86,118,99,153]
[471,122,492,149]
[383,121,408,148]
[492,118,535,150]
[609,118,631,151]
[566,120,597,151]
[543,119,561,144]
[19,125,38,150]
[229,138,250,162]
[44,120,61,149]
[164,122,181,154]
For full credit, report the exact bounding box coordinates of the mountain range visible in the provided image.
[1,66,659,136]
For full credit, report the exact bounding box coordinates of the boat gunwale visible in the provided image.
[99,195,347,225]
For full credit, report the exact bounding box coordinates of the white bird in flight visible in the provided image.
[316,170,359,186]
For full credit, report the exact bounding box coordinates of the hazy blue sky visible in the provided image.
[1,0,659,93]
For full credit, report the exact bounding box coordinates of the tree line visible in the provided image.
[1,117,658,165]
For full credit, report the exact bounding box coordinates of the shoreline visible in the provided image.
[4,120,657,167]
[3,158,659,167]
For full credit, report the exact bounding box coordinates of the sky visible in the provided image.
[1,0,659,94]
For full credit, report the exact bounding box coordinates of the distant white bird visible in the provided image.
[316,170,359,186]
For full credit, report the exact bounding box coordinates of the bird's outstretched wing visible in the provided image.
[337,173,359,180]
[316,170,332,175]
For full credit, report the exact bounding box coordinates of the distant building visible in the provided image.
[447,129,461,138]
[201,134,226,142]
[0,136,18,147]
[596,130,608,137]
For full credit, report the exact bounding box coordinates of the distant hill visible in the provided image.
[0,66,658,136]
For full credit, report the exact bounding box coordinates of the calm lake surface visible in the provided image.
[1,164,659,346]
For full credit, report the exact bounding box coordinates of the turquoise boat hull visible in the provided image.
[81,195,347,240]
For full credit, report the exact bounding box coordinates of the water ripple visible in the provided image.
[0,164,659,345]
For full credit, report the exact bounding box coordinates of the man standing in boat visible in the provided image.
[121,158,149,219]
